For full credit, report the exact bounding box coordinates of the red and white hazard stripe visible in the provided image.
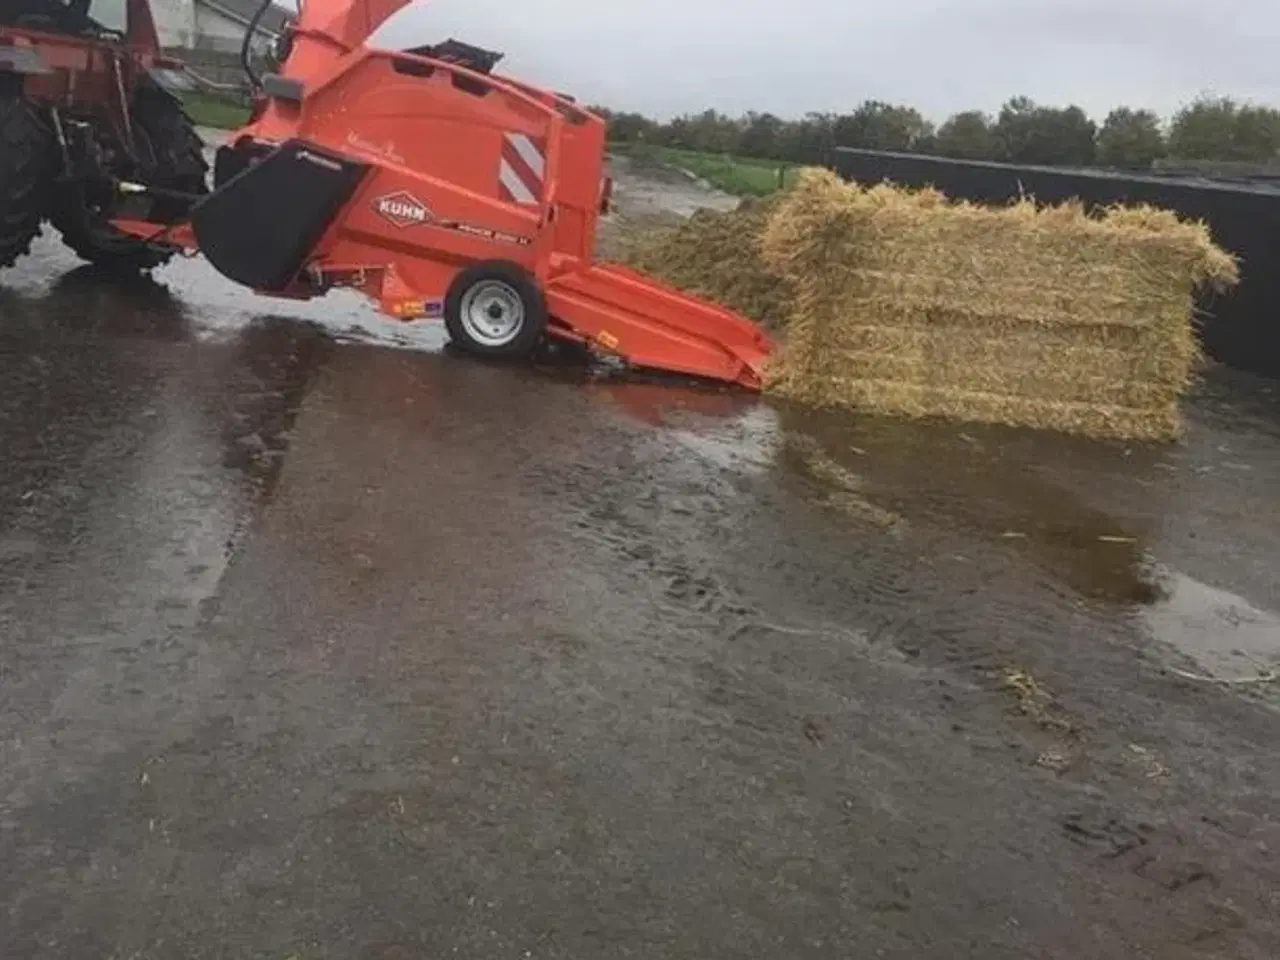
[499,132,545,206]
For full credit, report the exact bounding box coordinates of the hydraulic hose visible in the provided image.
[240,0,276,91]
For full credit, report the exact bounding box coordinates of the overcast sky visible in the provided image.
[365,0,1280,123]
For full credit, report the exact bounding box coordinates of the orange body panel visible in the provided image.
[111,0,776,390]
[227,50,599,302]
[545,262,772,389]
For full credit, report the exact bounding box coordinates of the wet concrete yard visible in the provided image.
[1,156,1279,958]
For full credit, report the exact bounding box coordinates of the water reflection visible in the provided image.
[0,264,338,577]
[773,401,1165,605]
[218,316,338,501]
[43,264,192,340]
[0,269,190,541]
[584,380,759,428]
[1141,566,1280,681]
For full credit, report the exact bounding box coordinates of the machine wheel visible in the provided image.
[52,81,209,272]
[444,261,548,359]
[0,88,54,270]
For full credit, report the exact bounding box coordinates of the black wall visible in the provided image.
[828,148,1280,379]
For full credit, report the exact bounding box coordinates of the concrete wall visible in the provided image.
[147,0,199,48]
[147,0,276,94]
[167,46,267,95]
[90,0,275,56]
[192,5,270,53]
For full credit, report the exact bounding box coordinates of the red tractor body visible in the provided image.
[0,0,208,269]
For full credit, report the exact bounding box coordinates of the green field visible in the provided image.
[614,143,797,196]
[181,91,252,130]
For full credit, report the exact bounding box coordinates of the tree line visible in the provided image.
[590,95,1280,171]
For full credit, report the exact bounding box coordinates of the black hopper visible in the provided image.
[403,38,505,74]
[193,139,369,292]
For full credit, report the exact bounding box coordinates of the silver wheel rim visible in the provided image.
[459,279,525,347]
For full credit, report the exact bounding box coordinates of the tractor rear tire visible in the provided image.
[52,82,209,273]
[0,89,54,270]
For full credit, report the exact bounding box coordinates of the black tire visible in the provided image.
[0,88,55,270]
[52,80,209,273]
[443,260,548,360]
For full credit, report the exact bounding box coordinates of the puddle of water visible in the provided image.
[575,373,779,475]
[665,405,780,475]
[155,252,457,355]
[1141,567,1280,681]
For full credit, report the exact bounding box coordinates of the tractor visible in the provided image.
[0,0,209,271]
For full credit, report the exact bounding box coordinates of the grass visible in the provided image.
[181,90,252,130]
[614,143,798,196]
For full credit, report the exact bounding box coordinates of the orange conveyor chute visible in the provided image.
[546,262,774,389]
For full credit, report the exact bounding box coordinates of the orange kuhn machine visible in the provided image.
[110,0,776,390]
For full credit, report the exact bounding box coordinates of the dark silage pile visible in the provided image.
[614,196,793,335]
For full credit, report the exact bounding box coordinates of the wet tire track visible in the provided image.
[509,395,1280,958]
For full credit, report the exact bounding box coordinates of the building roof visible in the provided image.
[199,0,295,37]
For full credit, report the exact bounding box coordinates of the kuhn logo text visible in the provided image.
[374,192,432,227]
